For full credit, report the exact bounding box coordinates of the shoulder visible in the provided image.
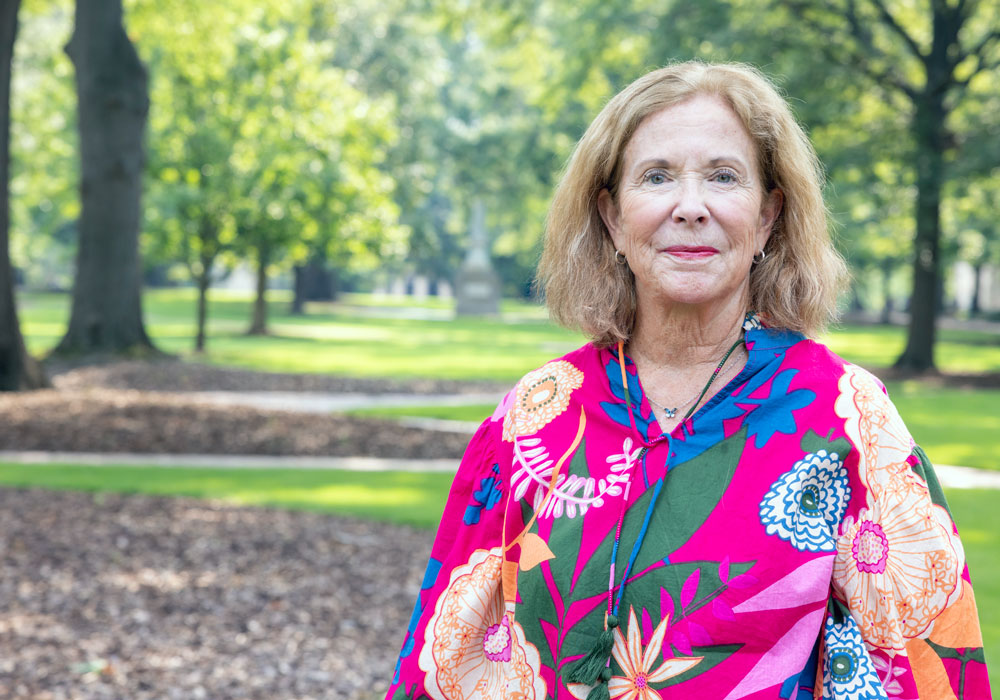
[493,343,600,442]
[748,323,861,390]
[504,343,599,397]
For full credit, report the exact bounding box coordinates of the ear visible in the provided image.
[757,187,783,249]
[597,189,624,250]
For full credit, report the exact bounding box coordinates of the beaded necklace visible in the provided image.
[563,333,745,698]
[645,340,745,421]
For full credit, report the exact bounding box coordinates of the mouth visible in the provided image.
[663,245,718,259]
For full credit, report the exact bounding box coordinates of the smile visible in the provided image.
[663,246,718,259]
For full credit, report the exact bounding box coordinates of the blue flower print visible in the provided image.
[393,557,443,682]
[760,450,850,552]
[463,463,503,526]
[741,368,817,448]
[601,350,653,437]
[822,613,887,699]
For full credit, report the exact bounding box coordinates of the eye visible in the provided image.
[713,169,739,184]
[643,169,668,185]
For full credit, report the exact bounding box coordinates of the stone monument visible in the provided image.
[455,199,501,316]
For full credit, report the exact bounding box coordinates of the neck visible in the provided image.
[627,296,748,371]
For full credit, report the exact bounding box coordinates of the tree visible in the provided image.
[0,0,47,390]
[131,0,405,341]
[776,0,1000,371]
[223,5,403,335]
[54,0,156,356]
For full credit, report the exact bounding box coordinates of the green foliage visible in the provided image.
[9,0,77,289]
[11,0,999,322]
[130,0,406,287]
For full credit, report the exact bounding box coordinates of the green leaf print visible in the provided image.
[629,425,749,576]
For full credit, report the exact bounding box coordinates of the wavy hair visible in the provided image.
[537,60,847,346]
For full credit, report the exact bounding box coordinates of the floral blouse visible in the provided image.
[387,319,991,700]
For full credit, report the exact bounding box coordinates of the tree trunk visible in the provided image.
[193,217,218,352]
[880,259,894,325]
[247,245,269,335]
[54,0,156,357]
[894,93,945,372]
[194,261,210,353]
[290,258,335,314]
[0,0,47,391]
[971,261,983,316]
[291,264,305,315]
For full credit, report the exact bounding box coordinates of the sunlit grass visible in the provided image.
[0,463,454,528]
[21,289,583,380]
[946,489,1000,687]
[882,382,1000,470]
[347,403,498,422]
[20,289,1000,380]
[820,323,1000,374]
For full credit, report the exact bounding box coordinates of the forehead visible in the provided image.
[623,94,757,167]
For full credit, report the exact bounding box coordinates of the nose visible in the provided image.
[671,179,709,225]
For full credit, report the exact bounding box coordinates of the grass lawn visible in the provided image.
[20,289,580,381]
[0,463,455,528]
[18,288,1000,380]
[0,462,996,687]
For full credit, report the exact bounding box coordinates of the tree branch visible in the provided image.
[869,0,925,60]
[953,29,1000,87]
[782,0,919,101]
[785,0,920,99]
[842,0,920,97]
[962,28,1000,64]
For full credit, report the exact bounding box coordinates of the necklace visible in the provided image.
[644,337,745,421]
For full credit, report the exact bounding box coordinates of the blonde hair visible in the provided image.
[537,60,847,346]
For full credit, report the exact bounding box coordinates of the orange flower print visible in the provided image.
[418,548,546,700]
[503,361,584,441]
[568,607,702,700]
[834,364,917,498]
[833,500,963,651]
[833,364,965,652]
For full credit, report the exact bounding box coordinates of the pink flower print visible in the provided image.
[482,617,512,662]
[852,520,889,574]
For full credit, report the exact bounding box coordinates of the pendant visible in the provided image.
[663,407,677,418]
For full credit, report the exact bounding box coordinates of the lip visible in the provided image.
[663,246,718,259]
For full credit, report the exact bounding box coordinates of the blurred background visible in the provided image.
[0,0,997,698]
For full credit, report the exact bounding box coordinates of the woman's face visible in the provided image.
[598,94,782,317]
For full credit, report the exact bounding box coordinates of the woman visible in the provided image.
[387,61,991,700]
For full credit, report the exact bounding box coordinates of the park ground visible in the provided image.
[1,289,998,698]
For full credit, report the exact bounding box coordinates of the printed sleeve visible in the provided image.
[827,364,992,699]
[385,408,511,700]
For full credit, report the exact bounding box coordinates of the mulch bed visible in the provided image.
[48,359,509,396]
[0,389,471,459]
[0,489,433,700]
[0,360,497,459]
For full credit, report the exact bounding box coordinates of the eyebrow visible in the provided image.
[631,155,751,171]
[707,156,751,169]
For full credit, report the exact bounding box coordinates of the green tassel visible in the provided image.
[586,681,611,700]
[563,628,615,684]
